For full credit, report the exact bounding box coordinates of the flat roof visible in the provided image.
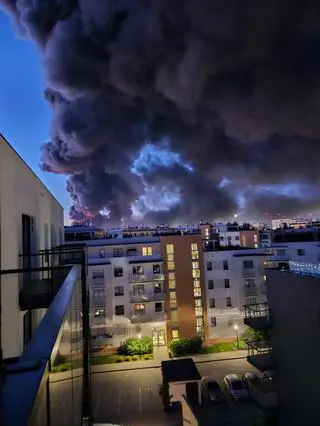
[85,236,161,247]
[161,358,201,383]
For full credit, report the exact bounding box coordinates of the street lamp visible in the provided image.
[233,324,239,350]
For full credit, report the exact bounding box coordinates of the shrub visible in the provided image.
[115,358,123,363]
[124,357,131,362]
[131,355,139,361]
[118,336,153,356]
[169,336,203,356]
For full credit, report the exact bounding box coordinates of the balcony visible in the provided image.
[243,286,258,297]
[242,268,256,277]
[244,303,271,329]
[129,291,166,303]
[128,272,165,283]
[247,340,275,372]
[130,311,167,323]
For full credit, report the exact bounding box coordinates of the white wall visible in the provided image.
[271,241,320,263]
[0,135,64,359]
[204,249,267,339]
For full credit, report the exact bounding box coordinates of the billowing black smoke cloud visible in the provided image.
[2,0,320,224]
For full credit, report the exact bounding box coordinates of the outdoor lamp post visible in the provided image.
[233,324,239,350]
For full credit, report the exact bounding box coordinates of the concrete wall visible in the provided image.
[205,250,267,339]
[267,269,320,426]
[0,135,64,358]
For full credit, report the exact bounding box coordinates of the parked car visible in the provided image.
[223,374,248,401]
[201,377,224,402]
[242,372,259,390]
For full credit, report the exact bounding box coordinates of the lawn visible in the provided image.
[200,340,247,354]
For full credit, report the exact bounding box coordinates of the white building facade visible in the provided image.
[204,249,267,339]
[0,134,64,359]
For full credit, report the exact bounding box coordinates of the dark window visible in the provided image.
[113,248,123,257]
[133,284,144,295]
[93,270,104,279]
[235,236,240,241]
[115,305,124,315]
[211,316,217,327]
[224,279,230,288]
[133,265,144,275]
[114,286,124,296]
[220,236,224,241]
[226,297,232,307]
[153,264,161,274]
[155,302,162,312]
[154,282,162,293]
[209,298,215,308]
[223,260,229,270]
[207,261,212,271]
[243,260,253,269]
[127,248,137,256]
[277,249,286,256]
[99,249,105,258]
[297,249,305,256]
[114,267,123,277]
[208,279,214,290]
[244,278,255,287]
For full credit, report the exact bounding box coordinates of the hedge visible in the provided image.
[118,336,153,356]
[169,336,203,356]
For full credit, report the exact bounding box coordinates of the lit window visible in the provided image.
[195,298,202,307]
[254,234,258,243]
[167,253,174,261]
[169,291,176,300]
[194,288,201,297]
[195,307,203,316]
[196,317,203,326]
[172,329,179,340]
[194,279,201,288]
[142,246,152,256]
[166,244,174,254]
[192,261,199,270]
[170,299,177,308]
[193,269,201,278]
[191,250,199,260]
[264,275,267,281]
[169,279,176,289]
[167,261,175,271]
[196,325,204,335]
[168,272,175,280]
[191,243,198,251]
[134,303,146,314]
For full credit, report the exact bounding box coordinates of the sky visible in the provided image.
[0,11,71,223]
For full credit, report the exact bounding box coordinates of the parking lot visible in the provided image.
[91,358,264,426]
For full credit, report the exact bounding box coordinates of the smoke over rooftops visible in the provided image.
[2,0,320,224]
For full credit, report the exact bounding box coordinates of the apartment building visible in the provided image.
[0,133,64,360]
[214,223,260,248]
[204,248,267,340]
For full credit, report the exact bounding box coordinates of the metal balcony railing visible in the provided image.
[244,303,271,329]
[129,291,166,303]
[130,311,167,323]
[128,272,165,283]
[243,286,258,296]
[247,340,275,372]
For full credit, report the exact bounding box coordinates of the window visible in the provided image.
[154,283,162,293]
[223,260,229,270]
[220,236,224,241]
[227,236,232,241]
[142,246,152,256]
[191,243,198,251]
[114,267,123,277]
[194,288,201,297]
[115,305,124,315]
[192,250,199,260]
[196,317,204,327]
[133,265,144,275]
[114,286,124,296]
[168,272,175,280]
[297,249,305,256]
[155,302,163,312]
[98,248,105,258]
[169,290,176,300]
[167,261,175,271]
[235,236,240,241]
[170,299,177,309]
[93,288,105,298]
[208,279,214,290]
[195,307,203,316]
[134,303,146,315]
[153,264,161,274]
[195,298,202,307]
[113,248,123,257]
[93,309,105,317]
[207,261,212,271]
[166,244,174,254]
[243,260,254,269]
[246,297,257,305]
[277,249,286,256]
[172,329,179,340]
[244,278,255,287]
[192,269,201,278]
[167,253,174,261]
[192,261,200,270]
[133,284,144,295]
[169,279,176,289]
[93,270,104,279]
[209,298,215,308]
[224,279,230,288]
[194,279,201,288]
[226,297,232,307]
[211,316,217,327]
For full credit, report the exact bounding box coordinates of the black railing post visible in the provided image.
[81,250,92,424]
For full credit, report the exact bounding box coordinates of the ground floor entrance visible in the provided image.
[152,326,166,346]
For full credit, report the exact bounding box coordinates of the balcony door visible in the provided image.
[152,326,166,346]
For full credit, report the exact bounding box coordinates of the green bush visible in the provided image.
[131,355,139,361]
[118,336,153,356]
[244,327,269,342]
[169,336,203,356]
[124,357,131,362]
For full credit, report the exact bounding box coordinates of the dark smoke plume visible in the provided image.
[2,0,320,224]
